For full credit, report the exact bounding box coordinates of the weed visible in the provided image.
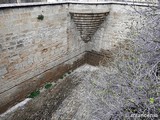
[28,90,40,98]
[37,14,44,20]
[45,83,52,89]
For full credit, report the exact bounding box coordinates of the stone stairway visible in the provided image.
[70,12,108,43]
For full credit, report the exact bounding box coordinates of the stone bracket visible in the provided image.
[70,12,109,43]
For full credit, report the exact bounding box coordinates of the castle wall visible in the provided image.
[0,4,86,113]
[0,1,155,113]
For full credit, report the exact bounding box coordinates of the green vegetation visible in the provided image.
[37,14,44,20]
[28,90,40,98]
[60,70,72,79]
[149,98,155,104]
[45,83,52,89]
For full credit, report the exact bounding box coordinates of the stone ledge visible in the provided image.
[0,1,158,9]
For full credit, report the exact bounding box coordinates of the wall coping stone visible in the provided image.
[0,1,158,9]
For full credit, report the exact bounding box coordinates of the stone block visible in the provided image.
[0,44,2,52]
[0,66,7,76]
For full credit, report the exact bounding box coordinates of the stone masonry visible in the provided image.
[0,1,157,113]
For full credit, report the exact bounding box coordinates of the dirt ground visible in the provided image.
[1,64,109,120]
[51,65,117,120]
[1,64,158,120]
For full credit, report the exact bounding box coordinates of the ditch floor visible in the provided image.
[1,64,157,120]
[0,64,110,120]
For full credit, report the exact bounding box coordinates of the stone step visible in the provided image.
[77,26,99,29]
[74,22,104,25]
[73,19,105,22]
[80,31,96,34]
[76,24,99,27]
[75,22,101,25]
[72,16,105,19]
[71,13,107,17]
[77,30,97,33]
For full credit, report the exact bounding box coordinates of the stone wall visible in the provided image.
[20,0,47,3]
[91,4,137,51]
[0,4,86,113]
[1,0,158,4]
[69,4,141,52]
[0,0,47,4]
[0,1,154,113]
[0,0,17,4]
